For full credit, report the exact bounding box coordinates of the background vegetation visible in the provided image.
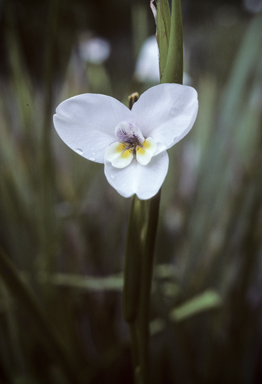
[0,0,262,383]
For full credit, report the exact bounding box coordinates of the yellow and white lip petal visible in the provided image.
[105,141,134,168]
[136,137,157,165]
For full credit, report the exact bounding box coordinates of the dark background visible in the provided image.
[0,0,252,83]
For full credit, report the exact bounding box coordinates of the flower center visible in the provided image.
[105,121,157,169]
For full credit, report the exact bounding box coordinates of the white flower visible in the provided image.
[243,0,262,13]
[53,83,198,200]
[78,36,110,64]
[135,36,160,83]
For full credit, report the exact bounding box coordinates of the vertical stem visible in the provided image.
[123,92,161,383]
[123,0,183,381]
[123,192,161,384]
[162,0,183,84]
[122,195,144,380]
[42,0,60,177]
[154,0,171,80]
[124,193,160,384]
[129,322,140,375]
[38,0,60,283]
[123,95,148,384]
[137,192,161,384]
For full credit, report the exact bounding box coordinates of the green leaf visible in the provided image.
[0,247,83,384]
[152,0,171,81]
[170,290,222,322]
[162,0,183,84]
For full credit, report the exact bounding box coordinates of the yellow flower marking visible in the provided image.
[116,142,128,153]
[136,139,151,156]
[136,146,145,155]
[142,139,152,149]
[121,148,133,159]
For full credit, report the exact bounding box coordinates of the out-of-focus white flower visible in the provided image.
[53,83,198,199]
[243,0,262,13]
[135,35,191,85]
[135,36,160,83]
[182,72,192,86]
[78,36,110,64]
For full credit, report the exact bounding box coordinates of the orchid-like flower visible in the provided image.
[53,83,198,200]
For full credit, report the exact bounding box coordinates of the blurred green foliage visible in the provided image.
[0,1,262,383]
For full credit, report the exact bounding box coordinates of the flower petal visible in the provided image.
[131,83,198,150]
[53,93,131,163]
[104,151,169,199]
[135,151,169,199]
[136,137,157,165]
[105,142,134,168]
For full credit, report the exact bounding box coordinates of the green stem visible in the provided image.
[155,0,171,80]
[124,194,160,384]
[123,95,148,384]
[123,201,148,384]
[162,0,183,84]
[137,192,161,384]
[123,196,146,323]
[129,322,140,379]
[122,196,144,381]
[38,0,60,299]
[123,193,161,384]
[42,0,60,181]
[123,0,183,379]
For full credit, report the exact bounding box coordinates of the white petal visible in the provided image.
[105,142,134,168]
[105,142,123,161]
[53,93,131,163]
[135,151,169,199]
[154,142,167,156]
[131,83,198,150]
[104,151,169,200]
[136,137,157,165]
[104,160,138,198]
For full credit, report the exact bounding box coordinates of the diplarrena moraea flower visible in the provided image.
[53,83,198,200]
